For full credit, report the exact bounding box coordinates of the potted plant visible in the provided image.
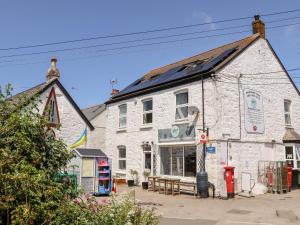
[127,169,138,187]
[142,169,151,190]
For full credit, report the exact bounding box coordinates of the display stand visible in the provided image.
[96,158,111,195]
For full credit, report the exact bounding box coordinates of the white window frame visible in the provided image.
[142,98,153,125]
[118,146,126,170]
[284,99,292,126]
[118,104,127,129]
[175,90,189,121]
[285,144,300,169]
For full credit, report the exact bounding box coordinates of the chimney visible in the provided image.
[46,57,60,81]
[252,15,265,38]
[111,89,119,96]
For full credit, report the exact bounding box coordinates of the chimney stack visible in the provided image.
[111,89,119,96]
[46,57,60,81]
[252,15,265,38]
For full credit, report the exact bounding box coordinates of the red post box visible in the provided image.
[287,166,293,192]
[224,166,235,198]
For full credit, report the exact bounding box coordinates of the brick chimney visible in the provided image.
[46,57,60,81]
[111,89,119,96]
[252,15,265,38]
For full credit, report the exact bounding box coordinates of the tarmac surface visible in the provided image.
[115,184,300,225]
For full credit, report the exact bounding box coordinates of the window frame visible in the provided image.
[160,146,196,177]
[175,90,189,121]
[284,99,292,126]
[118,146,126,170]
[142,98,153,125]
[118,104,127,129]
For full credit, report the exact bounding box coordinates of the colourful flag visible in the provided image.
[69,128,87,149]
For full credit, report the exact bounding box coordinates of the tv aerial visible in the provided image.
[110,78,118,89]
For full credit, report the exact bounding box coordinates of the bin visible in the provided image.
[292,169,300,189]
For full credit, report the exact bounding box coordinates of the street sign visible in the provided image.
[206,146,216,154]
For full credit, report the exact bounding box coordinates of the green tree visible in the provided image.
[0,85,73,224]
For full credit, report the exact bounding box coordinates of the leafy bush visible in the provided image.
[0,85,159,225]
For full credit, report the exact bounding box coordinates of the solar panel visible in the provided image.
[112,47,236,99]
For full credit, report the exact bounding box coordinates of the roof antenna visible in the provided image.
[110,78,118,89]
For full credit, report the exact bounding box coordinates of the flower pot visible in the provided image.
[127,180,135,187]
[142,181,148,190]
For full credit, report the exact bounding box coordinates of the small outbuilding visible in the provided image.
[70,148,112,194]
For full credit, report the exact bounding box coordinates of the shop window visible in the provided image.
[175,92,188,120]
[118,104,127,128]
[284,100,291,126]
[160,146,196,177]
[118,146,126,170]
[296,145,300,168]
[142,99,153,124]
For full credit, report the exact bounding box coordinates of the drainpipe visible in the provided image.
[196,74,209,198]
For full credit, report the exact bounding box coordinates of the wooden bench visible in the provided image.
[179,181,197,196]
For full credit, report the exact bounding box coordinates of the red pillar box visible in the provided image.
[224,166,235,198]
[287,166,293,192]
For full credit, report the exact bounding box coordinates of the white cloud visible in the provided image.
[191,11,216,30]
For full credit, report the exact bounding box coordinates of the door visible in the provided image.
[144,152,152,170]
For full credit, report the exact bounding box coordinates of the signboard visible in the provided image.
[244,89,264,134]
[206,146,216,154]
[200,132,207,144]
[158,124,195,143]
[43,87,60,127]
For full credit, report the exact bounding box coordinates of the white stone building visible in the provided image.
[104,16,300,193]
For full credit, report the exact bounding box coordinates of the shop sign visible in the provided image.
[206,146,216,154]
[244,89,264,134]
[158,123,195,143]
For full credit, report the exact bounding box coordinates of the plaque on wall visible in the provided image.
[158,123,195,143]
[244,89,265,134]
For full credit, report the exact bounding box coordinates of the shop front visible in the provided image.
[157,123,197,180]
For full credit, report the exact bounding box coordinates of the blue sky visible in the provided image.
[1,1,300,108]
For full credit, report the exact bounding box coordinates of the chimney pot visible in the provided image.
[111,89,119,96]
[252,15,265,38]
[47,57,60,81]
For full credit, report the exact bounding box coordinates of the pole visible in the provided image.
[201,74,205,172]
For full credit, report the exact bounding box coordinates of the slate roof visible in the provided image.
[9,78,94,130]
[75,148,107,157]
[107,34,260,103]
[283,128,300,143]
[82,104,105,121]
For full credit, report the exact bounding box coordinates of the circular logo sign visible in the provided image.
[171,125,180,138]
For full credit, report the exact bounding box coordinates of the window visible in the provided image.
[284,100,291,126]
[142,99,153,124]
[175,92,188,120]
[118,146,126,170]
[160,146,196,177]
[285,145,300,169]
[119,104,127,128]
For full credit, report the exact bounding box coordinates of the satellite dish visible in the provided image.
[188,106,199,115]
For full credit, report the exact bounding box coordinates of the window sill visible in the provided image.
[285,125,293,129]
[140,124,153,130]
[117,128,127,133]
[173,119,189,124]
[116,170,126,174]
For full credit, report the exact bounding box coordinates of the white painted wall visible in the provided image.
[105,37,300,193]
[37,83,91,147]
